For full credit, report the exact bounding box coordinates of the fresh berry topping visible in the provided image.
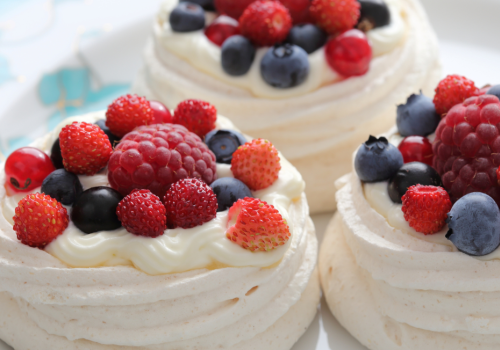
[396,93,440,137]
[487,84,500,100]
[95,119,121,146]
[261,44,309,88]
[41,169,83,206]
[71,187,123,234]
[149,101,173,124]
[226,197,290,251]
[59,121,112,176]
[221,35,256,76]
[310,0,360,35]
[446,192,500,256]
[354,136,403,183]
[13,193,69,248]
[169,2,206,32]
[398,136,434,166]
[50,139,64,170]
[5,147,55,194]
[117,189,166,237]
[286,24,327,54]
[356,0,390,31]
[433,75,480,116]
[325,29,372,77]
[173,99,217,138]
[107,124,217,198]
[105,94,154,138]
[163,178,218,229]
[205,15,240,46]
[433,95,500,205]
[239,1,293,47]
[231,139,281,191]
[388,162,443,204]
[214,0,256,19]
[210,177,253,211]
[401,185,452,235]
[279,0,311,24]
[205,129,247,163]
[180,0,215,11]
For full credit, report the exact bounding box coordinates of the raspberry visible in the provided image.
[433,75,480,116]
[173,100,217,138]
[231,139,281,191]
[59,121,112,175]
[108,124,217,198]
[214,0,256,19]
[239,1,293,47]
[226,197,290,251]
[106,94,154,138]
[310,0,360,35]
[13,193,69,248]
[164,178,218,229]
[433,94,500,205]
[279,0,311,24]
[401,185,452,235]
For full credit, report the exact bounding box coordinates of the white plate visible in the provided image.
[1,0,500,348]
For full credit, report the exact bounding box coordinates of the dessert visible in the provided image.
[133,0,441,212]
[0,95,319,349]
[319,77,500,349]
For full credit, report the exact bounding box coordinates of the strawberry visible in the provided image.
[433,75,480,116]
[310,0,360,35]
[106,94,154,137]
[173,99,217,138]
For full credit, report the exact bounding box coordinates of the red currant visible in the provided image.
[325,29,372,77]
[5,147,55,195]
[150,100,173,124]
[279,0,311,24]
[398,136,433,166]
[214,0,256,19]
[204,15,239,47]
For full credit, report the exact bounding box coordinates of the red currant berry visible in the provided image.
[325,29,372,77]
[204,15,239,47]
[398,136,433,166]
[5,147,55,195]
[150,100,173,124]
[279,0,311,24]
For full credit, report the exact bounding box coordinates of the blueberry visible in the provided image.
[221,35,256,76]
[286,24,327,54]
[180,0,215,11]
[95,119,121,147]
[357,0,390,31]
[169,2,205,33]
[71,187,123,234]
[210,177,253,212]
[205,129,247,164]
[41,169,83,206]
[396,93,440,137]
[487,85,500,100]
[354,136,403,183]
[50,138,64,169]
[260,44,310,89]
[446,192,500,256]
[387,162,443,203]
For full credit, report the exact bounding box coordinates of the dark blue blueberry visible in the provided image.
[396,93,440,137]
[41,169,83,206]
[50,138,64,169]
[95,119,121,147]
[286,24,327,54]
[357,0,390,31]
[71,187,123,234]
[355,136,403,183]
[486,85,500,100]
[169,2,205,33]
[446,192,500,256]
[260,44,310,89]
[221,35,256,76]
[387,162,443,203]
[205,129,247,164]
[180,0,215,11]
[210,177,253,212]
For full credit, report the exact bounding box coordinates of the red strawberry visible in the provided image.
[214,0,256,19]
[433,75,480,116]
[106,94,154,137]
[163,178,218,229]
[226,197,290,251]
[231,139,281,191]
[13,193,69,248]
[310,0,360,35]
[239,1,293,47]
[401,185,452,235]
[117,189,166,238]
[173,99,217,138]
[59,121,112,175]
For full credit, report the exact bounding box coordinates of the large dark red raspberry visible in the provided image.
[433,94,500,205]
[107,124,217,198]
